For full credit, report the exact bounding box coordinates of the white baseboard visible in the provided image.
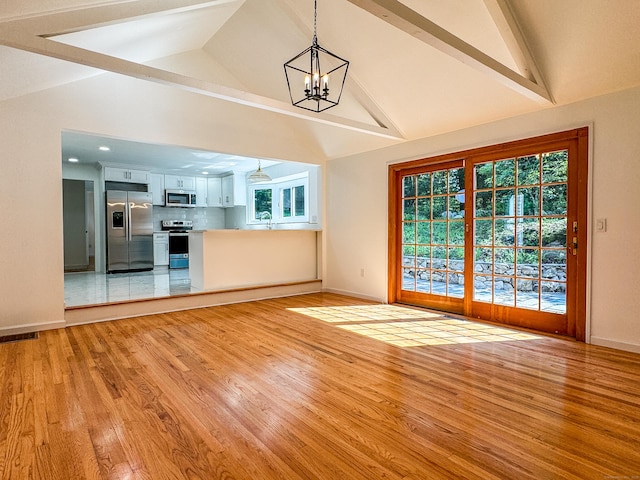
[590,336,640,354]
[0,320,66,336]
[322,288,386,304]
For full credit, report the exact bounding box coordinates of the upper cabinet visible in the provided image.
[195,177,208,207]
[207,177,222,207]
[150,173,165,206]
[164,175,196,190]
[221,173,246,207]
[104,166,150,184]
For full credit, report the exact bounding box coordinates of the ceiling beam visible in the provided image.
[11,0,239,36]
[345,0,553,103]
[0,28,402,140]
[482,0,552,101]
[0,0,403,140]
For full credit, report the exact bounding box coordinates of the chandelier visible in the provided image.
[283,0,349,113]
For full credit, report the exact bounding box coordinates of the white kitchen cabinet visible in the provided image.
[165,175,196,190]
[150,173,165,205]
[153,232,169,266]
[221,174,246,207]
[195,177,208,207]
[207,177,223,207]
[104,166,150,184]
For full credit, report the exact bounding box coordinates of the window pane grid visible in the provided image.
[473,150,568,314]
[401,168,464,298]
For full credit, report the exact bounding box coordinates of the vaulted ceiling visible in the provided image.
[1,0,640,161]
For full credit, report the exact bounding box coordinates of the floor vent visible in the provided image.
[0,332,39,344]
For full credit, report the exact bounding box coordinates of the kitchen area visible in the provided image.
[62,132,321,308]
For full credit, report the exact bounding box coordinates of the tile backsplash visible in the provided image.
[153,206,226,231]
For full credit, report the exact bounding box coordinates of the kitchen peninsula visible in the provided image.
[189,229,320,291]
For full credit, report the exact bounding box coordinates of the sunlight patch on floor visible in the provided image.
[288,305,542,347]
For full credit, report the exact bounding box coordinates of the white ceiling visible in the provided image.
[2,0,640,163]
[61,131,280,175]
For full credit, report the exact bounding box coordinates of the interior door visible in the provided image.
[389,128,588,339]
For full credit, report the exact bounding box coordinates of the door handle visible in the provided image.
[128,203,132,241]
[571,236,578,256]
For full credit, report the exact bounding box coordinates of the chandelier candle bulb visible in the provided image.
[304,75,310,91]
[322,74,329,91]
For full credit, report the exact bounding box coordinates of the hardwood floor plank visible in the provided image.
[1,293,640,479]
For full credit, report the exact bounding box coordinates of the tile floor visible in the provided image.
[64,267,195,307]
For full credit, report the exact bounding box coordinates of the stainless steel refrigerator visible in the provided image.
[106,190,154,273]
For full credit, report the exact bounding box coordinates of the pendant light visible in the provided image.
[248,160,271,183]
[284,0,349,113]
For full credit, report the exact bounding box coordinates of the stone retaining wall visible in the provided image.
[403,257,566,293]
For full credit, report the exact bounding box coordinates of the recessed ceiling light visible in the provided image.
[201,171,209,175]
[68,157,79,163]
[98,146,110,152]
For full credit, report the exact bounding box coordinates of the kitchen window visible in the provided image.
[248,173,309,225]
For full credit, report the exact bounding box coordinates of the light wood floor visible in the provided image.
[1,293,640,479]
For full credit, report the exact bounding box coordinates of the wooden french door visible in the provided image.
[389,128,588,340]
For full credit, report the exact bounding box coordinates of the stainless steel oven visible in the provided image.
[161,220,193,269]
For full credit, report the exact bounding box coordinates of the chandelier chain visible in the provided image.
[313,0,318,43]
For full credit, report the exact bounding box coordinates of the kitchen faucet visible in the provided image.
[258,211,272,229]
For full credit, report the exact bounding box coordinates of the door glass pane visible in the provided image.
[417,198,431,220]
[542,185,567,215]
[495,189,514,217]
[475,191,493,218]
[542,151,568,183]
[473,150,568,314]
[494,219,515,246]
[517,218,539,247]
[417,173,431,196]
[495,158,515,187]
[400,166,464,300]
[403,199,416,220]
[449,221,464,246]
[448,168,464,193]
[541,218,566,247]
[475,162,493,189]
[517,155,540,185]
[432,197,447,219]
[417,223,431,244]
[432,171,447,194]
[403,176,416,197]
[474,220,492,246]
[432,222,447,244]
[519,187,540,216]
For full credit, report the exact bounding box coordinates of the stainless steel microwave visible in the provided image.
[165,189,197,207]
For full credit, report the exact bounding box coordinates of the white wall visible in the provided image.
[3,60,640,354]
[325,86,640,353]
[0,71,325,334]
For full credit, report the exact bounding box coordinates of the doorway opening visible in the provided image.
[63,179,95,272]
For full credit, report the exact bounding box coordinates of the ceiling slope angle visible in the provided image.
[0,0,403,141]
[267,0,555,142]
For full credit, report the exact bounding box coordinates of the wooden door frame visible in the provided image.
[388,127,588,341]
